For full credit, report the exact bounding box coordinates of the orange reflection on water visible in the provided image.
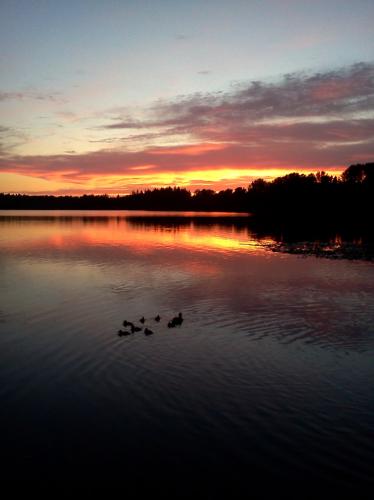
[79,220,273,255]
[0,212,274,256]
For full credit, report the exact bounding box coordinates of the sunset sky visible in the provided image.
[1,0,373,195]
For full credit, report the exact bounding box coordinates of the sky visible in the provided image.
[0,0,373,195]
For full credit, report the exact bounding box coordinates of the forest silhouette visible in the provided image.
[1,164,373,224]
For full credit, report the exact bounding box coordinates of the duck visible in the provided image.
[139,316,145,324]
[175,312,183,324]
[131,324,142,333]
[118,330,131,337]
[154,314,161,322]
[144,327,154,336]
[123,320,134,328]
[168,312,183,328]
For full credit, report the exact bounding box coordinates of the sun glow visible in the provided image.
[0,165,345,195]
[74,166,344,193]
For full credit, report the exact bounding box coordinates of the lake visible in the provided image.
[0,210,373,489]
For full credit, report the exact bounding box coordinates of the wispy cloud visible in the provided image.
[106,62,374,132]
[0,125,29,154]
[0,89,66,103]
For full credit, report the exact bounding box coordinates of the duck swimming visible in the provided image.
[176,312,183,324]
[131,325,142,333]
[144,327,154,336]
[140,316,145,324]
[154,314,161,322]
[118,330,131,337]
[123,320,134,328]
[168,312,183,328]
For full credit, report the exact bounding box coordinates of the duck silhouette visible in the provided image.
[176,312,183,324]
[123,320,134,328]
[144,327,154,336]
[168,312,183,328]
[118,330,131,337]
[154,314,161,322]
[140,316,145,324]
[131,324,142,333]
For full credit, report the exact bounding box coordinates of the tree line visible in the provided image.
[1,163,373,221]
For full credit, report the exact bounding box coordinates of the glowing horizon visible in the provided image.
[0,166,346,196]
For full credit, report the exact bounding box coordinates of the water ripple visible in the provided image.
[1,212,374,485]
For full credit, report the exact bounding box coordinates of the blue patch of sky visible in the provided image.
[0,0,373,109]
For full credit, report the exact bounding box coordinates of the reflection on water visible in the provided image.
[0,210,374,488]
[0,211,274,257]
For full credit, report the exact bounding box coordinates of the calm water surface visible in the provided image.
[0,211,373,488]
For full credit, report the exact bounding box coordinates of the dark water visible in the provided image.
[1,211,373,489]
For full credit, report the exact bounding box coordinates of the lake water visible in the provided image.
[1,210,373,489]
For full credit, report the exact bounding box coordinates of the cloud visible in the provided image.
[0,136,371,181]
[101,63,374,160]
[106,62,374,133]
[1,62,374,191]
[0,90,66,103]
[105,120,148,130]
[0,126,29,154]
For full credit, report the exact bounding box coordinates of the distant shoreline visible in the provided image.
[1,164,373,220]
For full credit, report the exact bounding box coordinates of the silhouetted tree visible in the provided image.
[1,163,373,221]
